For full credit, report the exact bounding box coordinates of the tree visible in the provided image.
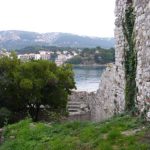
[0,54,22,112]
[66,56,83,64]
[0,56,76,122]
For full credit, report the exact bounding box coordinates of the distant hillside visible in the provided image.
[0,30,114,50]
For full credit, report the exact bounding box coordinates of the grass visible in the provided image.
[0,115,150,150]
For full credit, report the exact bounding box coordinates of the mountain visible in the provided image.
[0,30,114,50]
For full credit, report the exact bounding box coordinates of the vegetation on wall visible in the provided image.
[122,4,137,112]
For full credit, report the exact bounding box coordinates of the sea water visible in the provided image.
[73,66,106,92]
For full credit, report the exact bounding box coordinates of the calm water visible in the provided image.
[73,66,106,92]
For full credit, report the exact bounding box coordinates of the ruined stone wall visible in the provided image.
[69,0,150,121]
[134,0,150,119]
[91,0,150,121]
[68,91,95,121]
[114,0,150,119]
[90,0,128,122]
[114,0,150,118]
[92,65,117,122]
[68,64,125,122]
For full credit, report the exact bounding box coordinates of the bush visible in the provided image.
[0,56,75,122]
[0,107,11,127]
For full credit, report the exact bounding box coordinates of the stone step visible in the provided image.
[68,105,80,108]
[67,102,81,108]
[68,109,80,112]
[67,101,81,105]
[67,105,80,108]
[69,112,81,115]
[67,101,86,115]
[68,107,80,110]
[67,103,80,106]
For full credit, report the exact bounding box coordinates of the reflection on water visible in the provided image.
[73,66,106,92]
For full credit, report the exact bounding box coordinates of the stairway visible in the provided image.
[67,101,81,115]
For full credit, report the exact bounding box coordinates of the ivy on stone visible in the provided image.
[122,4,137,112]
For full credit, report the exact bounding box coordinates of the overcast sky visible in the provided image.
[0,0,116,37]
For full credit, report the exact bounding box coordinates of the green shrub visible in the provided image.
[0,107,11,127]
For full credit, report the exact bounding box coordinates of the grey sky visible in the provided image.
[0,0,116,37]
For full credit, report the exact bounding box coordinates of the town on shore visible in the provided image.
[0,49,79,66]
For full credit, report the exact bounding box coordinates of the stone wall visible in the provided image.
[68,91,95,121]
[69,0,150,121]
[90,0,150,121]
[134,0,150,120]
[91,66,115,121]
[68,64,125,122]
[91,64,125,122]
[114,0,150,119]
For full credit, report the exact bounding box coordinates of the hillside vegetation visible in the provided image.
[66,47,115,65]
[0,115,150,150]
[15,45,79,54]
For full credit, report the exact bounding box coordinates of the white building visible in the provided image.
[18,53,40,61]
[0,50,11,57]
[55,54,67,66]
[18,51,52,61]
[39,51,51,60]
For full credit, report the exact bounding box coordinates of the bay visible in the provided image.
[73,66,106,92]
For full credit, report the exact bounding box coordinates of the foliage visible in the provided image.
[0,115,150,150]
[67,47,115,65]
[16,45,79,54]
[122,4,137,112]
[94,47,115,64]
[66,55,83,64]
[0,54,22,112]
[0,55,75,122]
[0,107,11,127]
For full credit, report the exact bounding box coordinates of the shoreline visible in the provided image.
[72,64,108,67]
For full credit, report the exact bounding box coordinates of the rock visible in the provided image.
[122,128,143,136]
[0,128,3,132]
